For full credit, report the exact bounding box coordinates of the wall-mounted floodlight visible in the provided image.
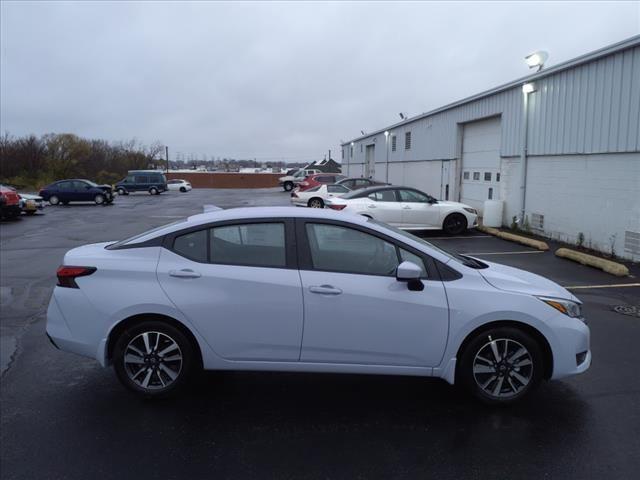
[522,83,536,94]
[350,142,354,146]
[525,51,548,71]
[384,131,389,137]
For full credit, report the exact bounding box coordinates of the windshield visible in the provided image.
[106,219,187,249]
[84,180,99,187]
[367,219,487,268]
[293,170,305,178]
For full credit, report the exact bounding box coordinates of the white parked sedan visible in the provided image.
[46,207,590,404]
[290,183,351,208]
[325,186,478,235]
[167,179,192,192]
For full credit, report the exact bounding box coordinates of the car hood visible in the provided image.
[476,259,578,302]
[19,193,43,200]
[435,200,473,210]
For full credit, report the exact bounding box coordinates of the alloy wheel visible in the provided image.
[123,331,183,390]
[309,199,324,208]
[49,195,59,205]
[472,337,533,399]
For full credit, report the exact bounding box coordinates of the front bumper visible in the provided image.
[548,314,591,379]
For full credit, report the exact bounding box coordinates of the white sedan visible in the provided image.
[167,179,192,192]
[46,206,590,404]
[290,183,351,208]
[325,186,478,235]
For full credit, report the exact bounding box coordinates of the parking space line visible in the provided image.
[465,250,544,255]
[425,235,492,239]
[564,283,640,290]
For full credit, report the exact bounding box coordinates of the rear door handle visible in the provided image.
[309,285,343,295]
[169,269,201,279]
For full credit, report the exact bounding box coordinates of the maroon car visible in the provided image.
[0,185,21,220]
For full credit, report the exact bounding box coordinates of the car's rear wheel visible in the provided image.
[458,326,543,405]
[149,187,158,195]
[308,198,324,208]
[113,320,195,397]
[443,213,467,235]
[284,182,293,192]
[94,194,105,205]
[49,195,60,206]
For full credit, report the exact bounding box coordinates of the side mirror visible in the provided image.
[396,261,424,291]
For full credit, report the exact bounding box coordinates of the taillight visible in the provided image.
[56,266,97,288]
[328,204,347,210]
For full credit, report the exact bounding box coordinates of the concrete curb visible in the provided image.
[477,225,549,251]
[555,248,630,277]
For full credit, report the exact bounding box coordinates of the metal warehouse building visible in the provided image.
[341,35,640,261]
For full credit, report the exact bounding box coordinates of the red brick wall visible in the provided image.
[166,172,281,189]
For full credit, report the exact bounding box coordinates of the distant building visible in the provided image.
[340,36,640,261]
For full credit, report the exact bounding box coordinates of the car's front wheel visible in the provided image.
[149,187,158,195]
[443,213,467,235]
[180,187,186,192]
[113,320,195,397]
[94,194,105,205]
[458,326,543,405]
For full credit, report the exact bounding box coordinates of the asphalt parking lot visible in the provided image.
[1,188,639,480]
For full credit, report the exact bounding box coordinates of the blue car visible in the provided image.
[39,179,114,206]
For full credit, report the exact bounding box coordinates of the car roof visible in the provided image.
[121,206,368,245]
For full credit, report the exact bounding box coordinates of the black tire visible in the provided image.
[180,187,186,192]
[149,187,158,195]
[443,213,467,235]
[49,195,60,206]
[26,211,36,216]
[94,194,105,205]
[458,326,543,405]
[117,188,126,196]
[308,198,324,208]
[113,320,196,397]
[284,182,294,192]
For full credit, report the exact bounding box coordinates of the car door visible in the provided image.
[157,220,304,361]
[73,181,92,201]
[134,175,149,191]
[297,220,449,367]
[56,181,72,202]
[364,189,404,226]
[397,189,440,228]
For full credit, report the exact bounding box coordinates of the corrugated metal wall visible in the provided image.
[343,44,640,166]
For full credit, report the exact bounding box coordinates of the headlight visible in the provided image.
[463,207,477,215]
[538,296,583,318]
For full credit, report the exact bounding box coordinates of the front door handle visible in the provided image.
[309,285,343,295]
[169,269,201,279]
[367,204,376,208]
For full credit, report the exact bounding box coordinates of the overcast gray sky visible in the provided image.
[1,1,638,163]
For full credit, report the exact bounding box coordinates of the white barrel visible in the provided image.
[483,200,503,227]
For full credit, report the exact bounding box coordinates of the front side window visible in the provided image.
[306,223,400,276]
[173,230,207,262]
[399,248,428,277]
[210,223,286,267]
[398,189,430,203]
[135,175,149,184]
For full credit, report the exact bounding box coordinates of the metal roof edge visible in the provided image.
[341,35,640,146]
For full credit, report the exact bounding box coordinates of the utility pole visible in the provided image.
[165,146,169,173]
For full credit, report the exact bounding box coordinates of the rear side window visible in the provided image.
[173,230,207,262]
[368,190,396,202]
[210,223,286,267]
[135,175,149,184]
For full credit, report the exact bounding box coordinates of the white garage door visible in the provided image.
[460,116,502,214]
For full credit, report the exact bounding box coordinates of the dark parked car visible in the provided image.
[335,177,389,190]
[115,170,168,195]
[0,184,21,219]
[39,179,114,205]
